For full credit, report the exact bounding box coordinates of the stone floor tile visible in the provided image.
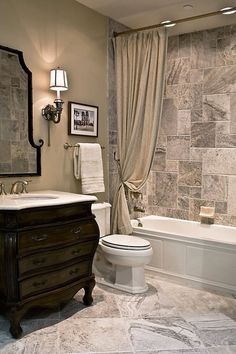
[128,317,204,352]
[58,317,132,353]
[60,286,120,319]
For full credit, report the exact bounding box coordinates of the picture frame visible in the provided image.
[68,101,98,137]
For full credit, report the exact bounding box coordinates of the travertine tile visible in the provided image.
[177,110,191,135]
[167,58,190,85]
[191,122,215,148]
[167,136,190,160]
[215,201,228,214]
[154,172,178,208]
[167,35,179,60]
[202,149,236,175]
[177,84,193,110]
[178,196,189,210]
[216,121,230,134]
[203,94,230,121]
[166,208,189,220]
[202,175,228,202]
[228,176,236,215]
[178,186,189,197]
[230,93,236,133]
[191,31,216,69]
[160,99,178,135]
[179,161,202,187]
[191,110,203,122]
[216,134,236,148]
[203,66,236,94]
[189,187,202,199]
[179,33,191,58]
[190,69,204,84]
[152,151,166,171]
[166,160,178,172]
[216,37,236,66]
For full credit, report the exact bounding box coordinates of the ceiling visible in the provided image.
[76,0,236,35]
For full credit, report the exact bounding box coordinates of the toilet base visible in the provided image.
[96,265,149,294]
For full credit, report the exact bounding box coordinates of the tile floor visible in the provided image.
[0,272,236,354]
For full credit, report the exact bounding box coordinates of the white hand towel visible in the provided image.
[73,143,105,194]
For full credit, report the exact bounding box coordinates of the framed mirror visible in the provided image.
[0,45,43,176]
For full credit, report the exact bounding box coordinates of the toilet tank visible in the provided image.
[92,202,111,237]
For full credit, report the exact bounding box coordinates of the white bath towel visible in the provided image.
[73,143,105,194]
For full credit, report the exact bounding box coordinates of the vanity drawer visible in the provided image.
[18,220,98,254]
[19,240,97,275]
[19,260,90,299]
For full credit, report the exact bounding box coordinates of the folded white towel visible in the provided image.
[73,143,105,194]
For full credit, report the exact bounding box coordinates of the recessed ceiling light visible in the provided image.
[161,20,176,28]
[220,6,236,15]
[183,4,193,10]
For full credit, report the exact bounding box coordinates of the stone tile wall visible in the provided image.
[108,21,236,226]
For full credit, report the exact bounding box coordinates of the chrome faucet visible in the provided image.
[10,180,30,194]
[0,183,7,195]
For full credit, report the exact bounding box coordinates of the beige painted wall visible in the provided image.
[0,0,108,201]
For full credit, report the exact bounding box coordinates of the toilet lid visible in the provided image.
[101,234,151,250]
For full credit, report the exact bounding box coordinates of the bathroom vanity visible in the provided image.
[0,191,99,338]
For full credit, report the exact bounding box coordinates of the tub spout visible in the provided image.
[136,218,143,227]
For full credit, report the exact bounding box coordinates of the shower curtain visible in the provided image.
[111,28,167,234]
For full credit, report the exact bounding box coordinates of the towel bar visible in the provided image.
[64,142,105,150]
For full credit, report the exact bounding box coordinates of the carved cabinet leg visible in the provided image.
[9,307,23,339]
[83,279,95,306]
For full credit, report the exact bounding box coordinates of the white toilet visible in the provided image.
[92,202,153,294]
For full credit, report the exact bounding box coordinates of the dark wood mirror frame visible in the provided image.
[0,45,43,177]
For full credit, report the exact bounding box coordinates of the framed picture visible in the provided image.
[68,102,98,137]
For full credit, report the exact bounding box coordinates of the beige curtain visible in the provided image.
[111,28,167,234]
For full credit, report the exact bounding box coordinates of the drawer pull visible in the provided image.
[69,268,79,275]
[72,249,81,255]
[71,226,81,235]
[32,258,46,266]
[32,280,47,287]
[32,234,48,242]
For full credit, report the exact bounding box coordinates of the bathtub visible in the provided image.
[132,215,236,294]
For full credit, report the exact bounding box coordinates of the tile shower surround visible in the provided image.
[108,21,236,226]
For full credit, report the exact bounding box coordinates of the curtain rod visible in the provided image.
[113,7,236,37]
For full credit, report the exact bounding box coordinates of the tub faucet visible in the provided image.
[136,218,143,227]
[0,183,7,195]
[10,180,30,194]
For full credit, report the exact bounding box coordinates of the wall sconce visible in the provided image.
[42,67,68,146]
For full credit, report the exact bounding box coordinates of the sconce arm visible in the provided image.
[42,99,64,124]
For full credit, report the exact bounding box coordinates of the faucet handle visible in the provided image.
[0,182,7,195]
[22,180,32,193]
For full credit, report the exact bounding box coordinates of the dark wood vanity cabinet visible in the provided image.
[0,201,99,338]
